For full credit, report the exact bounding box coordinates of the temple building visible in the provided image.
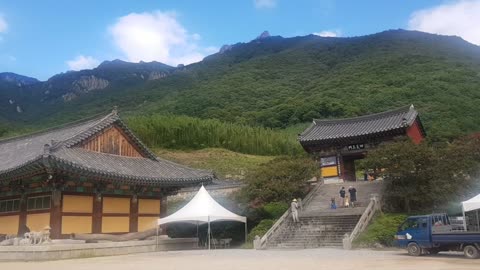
[299,105,425,182]
[0,109,214,239]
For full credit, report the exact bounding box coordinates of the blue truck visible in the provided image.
[394,214,480,259]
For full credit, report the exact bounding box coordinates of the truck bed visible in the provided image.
[432,232,480,244]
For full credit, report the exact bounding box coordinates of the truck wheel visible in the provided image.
[463,245,479,259]
[407,242,422,256]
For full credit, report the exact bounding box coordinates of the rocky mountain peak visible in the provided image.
[219,44,233,54]
[255,31,271,40]
[97,59,130,69]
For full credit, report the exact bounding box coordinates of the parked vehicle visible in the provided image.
[394,213,480,259]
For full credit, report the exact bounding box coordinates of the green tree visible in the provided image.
[362,138,480,213]
[241,156,319,206]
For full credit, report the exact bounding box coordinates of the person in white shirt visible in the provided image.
[291,199,299,223]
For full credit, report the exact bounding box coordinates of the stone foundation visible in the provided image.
[0,237,198,261]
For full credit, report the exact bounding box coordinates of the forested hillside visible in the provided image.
[2,29,480,141]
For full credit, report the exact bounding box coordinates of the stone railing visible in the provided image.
[342,194,381,249]
[255,178,321,249]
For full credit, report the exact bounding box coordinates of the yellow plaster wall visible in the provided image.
[321,166,338,177]
[102,197,130,214]
[26,213,50,231]
[0,215,19,235]
[138,216,158,232]
[61,216,92,234]
[101,217,130,233]
[138,199,160,214]
[62,195,93,213]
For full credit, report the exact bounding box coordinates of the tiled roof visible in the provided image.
[0,110,214,186]
[299,105,424,145]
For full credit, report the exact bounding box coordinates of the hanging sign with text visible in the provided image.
[347,143,365,151]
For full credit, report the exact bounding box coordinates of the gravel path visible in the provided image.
[1,248,478,270]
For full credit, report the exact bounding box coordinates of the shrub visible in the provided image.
[262,202,289,219]
[247,219,275,242]
[354,213,408,247]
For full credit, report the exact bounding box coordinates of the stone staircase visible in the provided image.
[266,215,361,248]
[264,181,383,249]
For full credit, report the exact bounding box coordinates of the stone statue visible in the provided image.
[25,226,52,245]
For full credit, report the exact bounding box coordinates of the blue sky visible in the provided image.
[0,0,479,80]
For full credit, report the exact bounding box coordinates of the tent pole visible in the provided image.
[196,221,199,247]
[462,205,467,231]
[245,221,247,245]
[156,225,159,251]
[208,216,211,250]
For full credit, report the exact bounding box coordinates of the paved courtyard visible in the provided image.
[1,248,478,270]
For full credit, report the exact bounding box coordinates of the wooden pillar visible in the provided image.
[92,194,102,233]
[17,195,28,236]
[160,196,168,218]
[160,196,168,235]
[50,190,62,239]
[129,196,139,232]
[338,154,345,181]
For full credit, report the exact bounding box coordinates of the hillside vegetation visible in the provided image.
[126,115,302,155]
[156,148,274,180]
[2,30,480,141]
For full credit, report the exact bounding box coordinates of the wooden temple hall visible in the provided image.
[299,105,426,182]
[0,109,214,239]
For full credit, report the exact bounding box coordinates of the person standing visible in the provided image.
[291,199,300,223]
[339,187,346,208]
[297,197,303,211]
[348,186,357,208]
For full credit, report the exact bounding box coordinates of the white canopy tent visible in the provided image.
[157,186,247,249]
[461,194,480,231]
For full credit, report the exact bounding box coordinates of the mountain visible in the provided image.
[0,59,175,124]
[0,72,39,86]
[2,29,480,141]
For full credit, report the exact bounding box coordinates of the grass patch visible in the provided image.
[354,213,408,247]
[156,147,274,180]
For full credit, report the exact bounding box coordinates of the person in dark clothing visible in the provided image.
[348,186,357,207]
[339,187,346,208]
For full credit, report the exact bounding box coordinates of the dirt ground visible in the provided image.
[1,249,479,270]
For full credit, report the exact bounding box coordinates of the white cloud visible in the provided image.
[254,0,277,9]
[109,11,212,66]
[0,15,7,33]
[313,30,341,37]
[191,33,201,41]
[66,55,100,71]
[408,0,480,45]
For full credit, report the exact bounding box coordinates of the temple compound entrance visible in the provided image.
[298,105,425,182]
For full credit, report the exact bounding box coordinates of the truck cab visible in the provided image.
[395,215,432,250]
